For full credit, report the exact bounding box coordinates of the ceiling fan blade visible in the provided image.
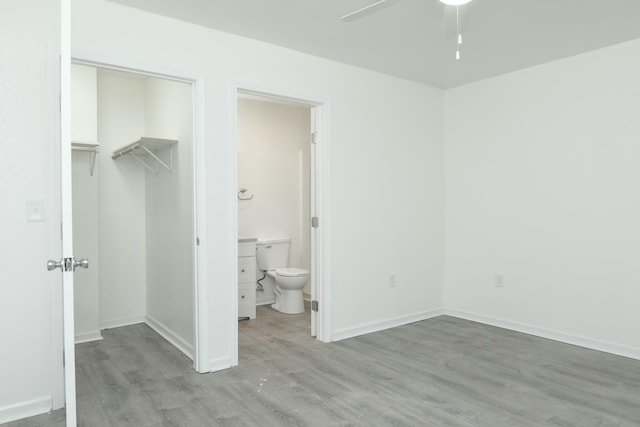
[341,0,405,22]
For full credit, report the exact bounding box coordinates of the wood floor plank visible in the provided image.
[5,307,640,426]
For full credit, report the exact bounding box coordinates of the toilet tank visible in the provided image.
[255,237,290,271]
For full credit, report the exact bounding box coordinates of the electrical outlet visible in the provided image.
[495,274,505,288]
[389,273,397,288]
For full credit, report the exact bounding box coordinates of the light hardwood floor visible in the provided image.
[6,306,640,426]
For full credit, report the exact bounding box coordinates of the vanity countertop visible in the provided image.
[238,236,258,243]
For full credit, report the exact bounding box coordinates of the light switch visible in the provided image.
[27,200,45,222]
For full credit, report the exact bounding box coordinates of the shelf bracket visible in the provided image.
[71,141,100,176]
[131,152,158,175]
[144,145,172,173]
[130,146,173,175]
[89,151,97,176]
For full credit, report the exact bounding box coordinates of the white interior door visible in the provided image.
[0,0,72,423]
[42,0,78,424]
[309,103,330,343]
[310,109,318,337]
[59,0,78,425]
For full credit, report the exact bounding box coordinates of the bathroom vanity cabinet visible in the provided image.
[238,238,257,319]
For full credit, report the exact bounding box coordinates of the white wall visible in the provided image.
[72,0,445,368]
[0,0,61,422]
[11,1,636,422]
[71,64,101,343]
[97,70,147,328]
[72,151,101,341]
[444,38,640,354]
[237,98,311,304]
[144,77,194,356]
[71,64,97,142]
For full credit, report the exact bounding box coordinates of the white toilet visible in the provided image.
[255,237,309,314]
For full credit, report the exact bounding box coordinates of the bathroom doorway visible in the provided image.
[232,86,331,363]
[69,56,209,376]
[237,94,311,313]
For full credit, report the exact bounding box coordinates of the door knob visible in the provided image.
[47,259,63,271]
[47,257,89,271]
[74,258,89,270]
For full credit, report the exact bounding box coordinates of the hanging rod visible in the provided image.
[72,141,100,176]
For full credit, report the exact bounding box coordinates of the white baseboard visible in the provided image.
[0,396,51,424]
[75,330,103,344]
[209,355,232,372]
[332,308,445,342]
[100,315,145,330]
[145,314,193,361]
[445,308,640,361]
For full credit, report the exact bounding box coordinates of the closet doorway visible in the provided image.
[69,58,208,374]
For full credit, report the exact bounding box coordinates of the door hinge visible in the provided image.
[196,237,200,246]
[311,300,319,312]
[311,216,319,228]
[311,132,317,144]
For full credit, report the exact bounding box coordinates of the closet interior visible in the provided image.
[70,64,195,360]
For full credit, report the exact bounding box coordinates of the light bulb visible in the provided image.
[440,0,473,5]
[456,50,460,60]
[458,33,462,45]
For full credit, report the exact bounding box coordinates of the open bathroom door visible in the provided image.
[308,101,330,343]
[309,108,319,338]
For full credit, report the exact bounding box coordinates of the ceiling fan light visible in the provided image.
[440,0,473,5]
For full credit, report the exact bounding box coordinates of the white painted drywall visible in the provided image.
[444,38,640,351]
[96,70,147,328]
[72,0,445,367]
[12,1,638,422]
[237,98,311,305]
[0,0,61,421]
[71,64,101,343]
[71,64,97,143]
[71,152,101,341]
[144,77,194,355]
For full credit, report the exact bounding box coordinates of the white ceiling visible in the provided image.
[107,0,640,88]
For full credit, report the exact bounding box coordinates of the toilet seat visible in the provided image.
[275,267,308,277]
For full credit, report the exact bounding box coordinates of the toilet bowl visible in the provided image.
[268,268,309,314]
[256,238,309,315]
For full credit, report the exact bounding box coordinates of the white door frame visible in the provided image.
[229,82,332,365]
[66,51,210,373]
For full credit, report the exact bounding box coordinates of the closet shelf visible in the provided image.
[112,137,178,175]
[72,141,100,176]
